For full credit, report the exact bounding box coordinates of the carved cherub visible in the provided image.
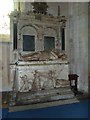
[20,75,32,92]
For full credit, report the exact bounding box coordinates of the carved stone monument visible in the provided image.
[9,2,74,108]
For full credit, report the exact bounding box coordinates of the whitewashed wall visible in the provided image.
[68,3,88,92]
[0,42,12,91]
[88,2,90,84]
[0,42,2,91]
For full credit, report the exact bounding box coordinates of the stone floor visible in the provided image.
[2,99,89,118]
[1,88,89,112]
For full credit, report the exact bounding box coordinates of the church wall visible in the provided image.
[0,34,12,92]
[0,42,2,92]
[88,2,90,92]
[47,2,68,17]
[0,42,12,91]
[68,3,88,93]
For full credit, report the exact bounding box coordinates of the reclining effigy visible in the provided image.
[19,49,67,61]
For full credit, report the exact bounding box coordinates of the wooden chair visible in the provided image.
[68,74,79,95]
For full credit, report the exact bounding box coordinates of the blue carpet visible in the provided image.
[1,99,89,118]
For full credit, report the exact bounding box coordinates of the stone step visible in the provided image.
[16,92,74,106]
[9,97,79,112]
[15,87,74,106]
[16,87,72,101]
